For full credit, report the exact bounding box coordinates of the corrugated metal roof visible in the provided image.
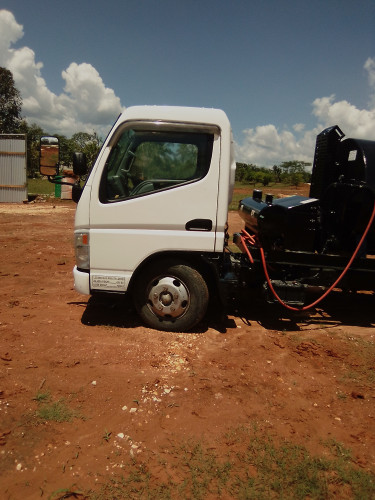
[0,134,27,202]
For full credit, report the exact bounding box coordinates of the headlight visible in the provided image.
[75,232,90,270]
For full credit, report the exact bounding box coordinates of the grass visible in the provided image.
[229,191,246,211]
[87,428,375,499]
[338,335,375,385]
[228,180,309,211]
[32,391,50,402]
[33,390,78,423]
[37,399,76,423]
[102,429,112,442]
[229,181,262,211]
[27,177,55,196]
[228,182,268,211]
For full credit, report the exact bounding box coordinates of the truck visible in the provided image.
[39,105,375,331]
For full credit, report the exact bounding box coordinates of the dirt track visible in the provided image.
[0,201,375,498]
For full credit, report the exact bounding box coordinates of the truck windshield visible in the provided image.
[101,128,214,202]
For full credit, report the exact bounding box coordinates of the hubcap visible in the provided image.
[147,276,189,319]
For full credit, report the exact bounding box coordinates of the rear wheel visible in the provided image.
[133,260,209,331]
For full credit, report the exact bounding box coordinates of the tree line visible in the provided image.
[235,161,311,187]
[0,67,102,178]
[1,67,311,184]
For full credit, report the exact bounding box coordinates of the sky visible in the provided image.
[1,0,375,167]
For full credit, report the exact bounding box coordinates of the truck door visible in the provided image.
[88,121,222,292]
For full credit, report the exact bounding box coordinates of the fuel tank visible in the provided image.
[239,190,319,252]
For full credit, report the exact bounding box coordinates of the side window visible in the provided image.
[101,129,213,202]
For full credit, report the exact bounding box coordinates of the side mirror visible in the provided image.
[40,136,59,176]
[73,152,88,176]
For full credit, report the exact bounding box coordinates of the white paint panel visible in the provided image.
[89,133,222,280]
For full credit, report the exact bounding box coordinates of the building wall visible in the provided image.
[0,134,27,202]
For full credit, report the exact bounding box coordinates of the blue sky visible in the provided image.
[1,0,375,166]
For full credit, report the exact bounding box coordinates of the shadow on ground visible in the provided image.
[80,293,140,328]
[76,288,375,333]
[232,288,375,331]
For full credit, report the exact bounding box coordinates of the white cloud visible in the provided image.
[236,124,318,167]
[364,57,375,100]
[62,63,121,124]
[237,57,375,167]
[293,123,305,133]
[0,9,23,55]
[0,9,123,136]
[311,95,375,139]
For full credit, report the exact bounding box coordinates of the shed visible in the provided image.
[0,134,27,202]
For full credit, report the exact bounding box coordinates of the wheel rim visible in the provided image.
[147,276,190,320]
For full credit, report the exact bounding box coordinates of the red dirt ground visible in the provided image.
[0,198,374,499]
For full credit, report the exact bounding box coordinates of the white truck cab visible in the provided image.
[72,106,236,330]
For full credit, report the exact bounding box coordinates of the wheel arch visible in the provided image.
[127,250,219,297]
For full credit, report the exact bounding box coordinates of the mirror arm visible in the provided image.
[45,175,78,186]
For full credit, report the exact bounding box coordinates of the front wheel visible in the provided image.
[133,260,209,332]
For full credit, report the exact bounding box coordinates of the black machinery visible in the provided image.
[235,126,375,306]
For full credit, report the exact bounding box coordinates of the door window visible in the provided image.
[101,129,214,202]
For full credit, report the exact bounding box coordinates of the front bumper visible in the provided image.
[73,265,90,295]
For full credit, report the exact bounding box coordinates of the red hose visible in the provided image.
[240,234,254,264]
[243,201,375,311]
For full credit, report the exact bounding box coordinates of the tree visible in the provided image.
[280,160,311,175]
[244,168,255,183]
[71,131,102,167]
[18,120,46,178]
[55,134,74,167]
[235,163,248,182]
[272,165,282,183]
[0,67,22,133]
[262,172,273,186]
[289,171,304,187]
[255,171,265,185]
[279,160,311,185]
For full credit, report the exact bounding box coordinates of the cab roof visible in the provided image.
[117,105,231,133]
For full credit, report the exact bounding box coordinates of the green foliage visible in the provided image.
[235,159,312,186]
[260,171,273,186]
[280,160,312,186]
[18,121,45,178]
[33,390,78,423]
[273,164,282,182]
[0,67,22,133]
[236,163,258,183]
[55,134,75,168]
[71,131,102,167]
[280,160,311,174]
[33,391,51,402]
[103,429,112,442]
[36,399,76,423]
[289,171,304,187]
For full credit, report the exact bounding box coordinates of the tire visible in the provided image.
[133,260,209,332]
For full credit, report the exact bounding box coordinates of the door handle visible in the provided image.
[185,219,213,231]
